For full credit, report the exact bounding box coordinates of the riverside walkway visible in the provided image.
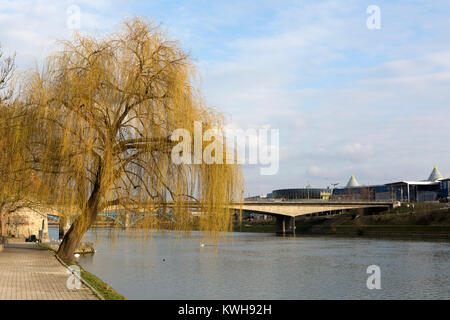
[0,242,97,300]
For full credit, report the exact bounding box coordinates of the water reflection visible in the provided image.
[50,228,450,300]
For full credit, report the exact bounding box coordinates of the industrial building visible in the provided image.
[255,166,449,203]
[272,187,331,200]
[439,178,450,199]
[332,166,447,202]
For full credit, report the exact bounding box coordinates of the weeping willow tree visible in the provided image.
[0,46,41,236]
[22,18,242,262]
[0,109,45,237]
[0,46,17,236]
[0,45,56,238]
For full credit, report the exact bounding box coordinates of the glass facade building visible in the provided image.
[440,179,450,199]
[272,188,331,200]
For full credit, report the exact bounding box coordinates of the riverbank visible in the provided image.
[234,204,450,240]
[39,243,126,300]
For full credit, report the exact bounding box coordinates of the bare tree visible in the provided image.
[0,45,15,104]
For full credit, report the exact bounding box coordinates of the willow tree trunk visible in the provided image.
[57,206,99,263]
[57,176,102,263]
[57,218,87,263]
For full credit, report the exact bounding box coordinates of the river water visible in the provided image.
[49,228,450,299]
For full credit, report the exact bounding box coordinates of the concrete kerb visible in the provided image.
[53,250,105,300]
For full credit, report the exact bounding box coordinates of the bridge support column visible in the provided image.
[59,216,70,240]
[124,213,131,228]
[39,217,50,243]
[276,216,295,235]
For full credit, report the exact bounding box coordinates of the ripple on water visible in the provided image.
[48,228,450,300]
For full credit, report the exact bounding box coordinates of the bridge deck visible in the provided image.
[230,201,394,217]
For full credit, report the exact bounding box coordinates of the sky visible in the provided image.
[1,0,449,197]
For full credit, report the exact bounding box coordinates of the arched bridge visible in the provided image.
[49,210,176,228]
[98,210,176,227]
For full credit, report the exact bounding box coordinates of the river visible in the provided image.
[49,228,450,299]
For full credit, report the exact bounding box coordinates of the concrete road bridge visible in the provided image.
[229,201,396,234]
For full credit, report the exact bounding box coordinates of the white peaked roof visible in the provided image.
[428,166,443,181]
[346,175,360,188]
[386,181,439,186]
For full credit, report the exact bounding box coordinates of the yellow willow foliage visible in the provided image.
[0,103,38,212]
[19,18,242,260]
[0,48,49,236]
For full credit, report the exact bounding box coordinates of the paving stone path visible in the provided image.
[0,242,98,300]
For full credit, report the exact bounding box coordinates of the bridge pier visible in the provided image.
[276,216,295,235]
[58,216,71,240]
[124,213,131,228]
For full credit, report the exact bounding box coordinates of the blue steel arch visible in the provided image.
[98,210,176,227]
[47,214,60,221]
[47,210,176,227]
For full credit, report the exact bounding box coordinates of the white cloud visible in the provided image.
[2,0,450,195]
[0,0,127,68]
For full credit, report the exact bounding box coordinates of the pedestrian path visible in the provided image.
[0,242,98,300]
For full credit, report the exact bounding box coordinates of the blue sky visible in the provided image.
[1,0,450,196]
